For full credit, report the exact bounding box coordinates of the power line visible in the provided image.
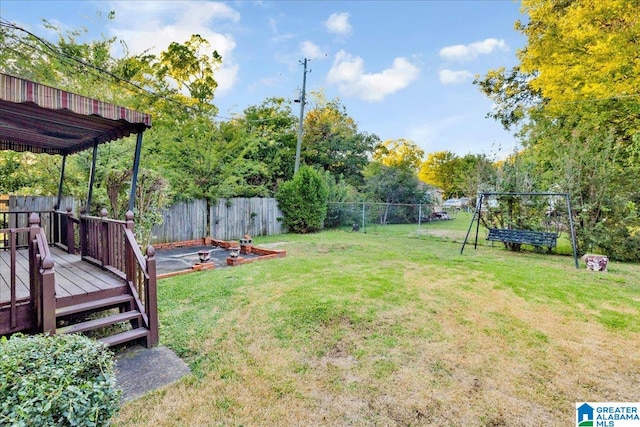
[0,19,293,124]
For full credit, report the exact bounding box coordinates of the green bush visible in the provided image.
[276,166,329,233]
[0,333,121,426]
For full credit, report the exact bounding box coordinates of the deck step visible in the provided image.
[57,310,142,335]
[55,294,134,318]
[99,328,149,347]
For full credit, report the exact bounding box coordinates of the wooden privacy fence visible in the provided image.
[150,199,208,244]
[210,198,285,241]
[1,196,76,248]
[151,197,285,242]
[5,196,285,244]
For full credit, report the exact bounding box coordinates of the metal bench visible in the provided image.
[486,228,558,250]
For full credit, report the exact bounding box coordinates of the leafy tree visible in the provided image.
[302,92,378,186]
[105,168,132,217]
[158,35,220,108]
[525,114,640,260]
[518,0,639,112]
[364,162,425,205]
[373,138,424,172]
[323,171,363,229]
[418,151,461,197]
[276,166,328,233]
[456,154,498,201]
[134,168,169,247]
[0,152,40,194]
[473,66,542,132]
[474,0,640,260]
[234,98,298,190]
[0,17,182,217]
[363,161,425,225]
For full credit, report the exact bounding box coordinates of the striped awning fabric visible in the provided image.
[0,73,152,155]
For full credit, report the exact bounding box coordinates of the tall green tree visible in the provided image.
[474,0,640,259]
[418,151,461,197]
[373,138,424,172]
[363,161,425,225]
[235,98,298,190]
[302,92,378,187]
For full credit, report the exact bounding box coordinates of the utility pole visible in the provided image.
[294,58,309,174]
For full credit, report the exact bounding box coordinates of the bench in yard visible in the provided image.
[486,228,558,250]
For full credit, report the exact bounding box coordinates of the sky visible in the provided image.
[0,0,527,158]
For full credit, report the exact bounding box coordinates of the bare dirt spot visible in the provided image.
[315,340,357,370]
[417,228,468,241]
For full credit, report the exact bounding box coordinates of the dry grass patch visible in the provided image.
[114,229,640,426]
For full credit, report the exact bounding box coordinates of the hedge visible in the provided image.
[0,333,120,426]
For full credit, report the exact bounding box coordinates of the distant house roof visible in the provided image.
[0,73,151,156]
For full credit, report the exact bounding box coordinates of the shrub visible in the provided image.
[276,166,329,233]
[0,333,121,426]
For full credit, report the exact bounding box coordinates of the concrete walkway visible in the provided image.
[115,345,191,402]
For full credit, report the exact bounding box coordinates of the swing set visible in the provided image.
[460,192,580,269]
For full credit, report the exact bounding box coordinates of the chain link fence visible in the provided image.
[325,202,452,234]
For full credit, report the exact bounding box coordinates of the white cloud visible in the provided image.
[408,117,519,157]
[327,50,420,102]
[268,17,278,34]
[106,1,240,94]
[325,12,352,36]
[409,117,467,154]
[438,69,473,85]
[300,40,324,60]
[268,16,295,43]
[439,38,508,62]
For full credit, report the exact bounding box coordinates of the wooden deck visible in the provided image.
[0,246,126,307]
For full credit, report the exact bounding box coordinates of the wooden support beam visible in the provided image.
[86,142,99,214]
[55,154,67,210]
[128,132,144,213]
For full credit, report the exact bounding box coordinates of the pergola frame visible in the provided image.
[0,73,151,215]
[0,73,158,347]
[460,191,580,269]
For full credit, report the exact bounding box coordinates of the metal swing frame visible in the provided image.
[460,192,580,269]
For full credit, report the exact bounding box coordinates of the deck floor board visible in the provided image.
[0,249,30,302]
[0,246,124,305]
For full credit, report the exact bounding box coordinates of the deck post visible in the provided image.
[65,207,76,254]
[145,245,159,347]
[86,142,99,214]
[128,132,143,213]
[55,154,67,210]
[79,207,88,257]
[101,208,110,267]
[28,213,55,334]
[9,230,17,328]
[125,211,135,283]
[40,256,56,335]
[28,213,41,331]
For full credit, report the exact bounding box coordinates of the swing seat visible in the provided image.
[487,228,558,249]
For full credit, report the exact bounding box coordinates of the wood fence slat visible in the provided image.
[8,196,285,244]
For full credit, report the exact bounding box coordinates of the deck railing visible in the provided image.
[29,214,56,334]
[52,208,79,254]
[123,220,159,346]
[0,225,29,332]
[0,211,55,249]
[60,209,158,346]
[0,213,55,336]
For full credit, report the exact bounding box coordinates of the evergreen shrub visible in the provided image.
[276,166,329,233]
[0,333,120,426]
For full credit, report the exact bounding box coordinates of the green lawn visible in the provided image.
[115,214,640,426]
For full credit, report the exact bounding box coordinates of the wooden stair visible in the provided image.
[55,293,150,348]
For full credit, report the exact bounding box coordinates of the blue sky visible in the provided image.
[1,0,526,158]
